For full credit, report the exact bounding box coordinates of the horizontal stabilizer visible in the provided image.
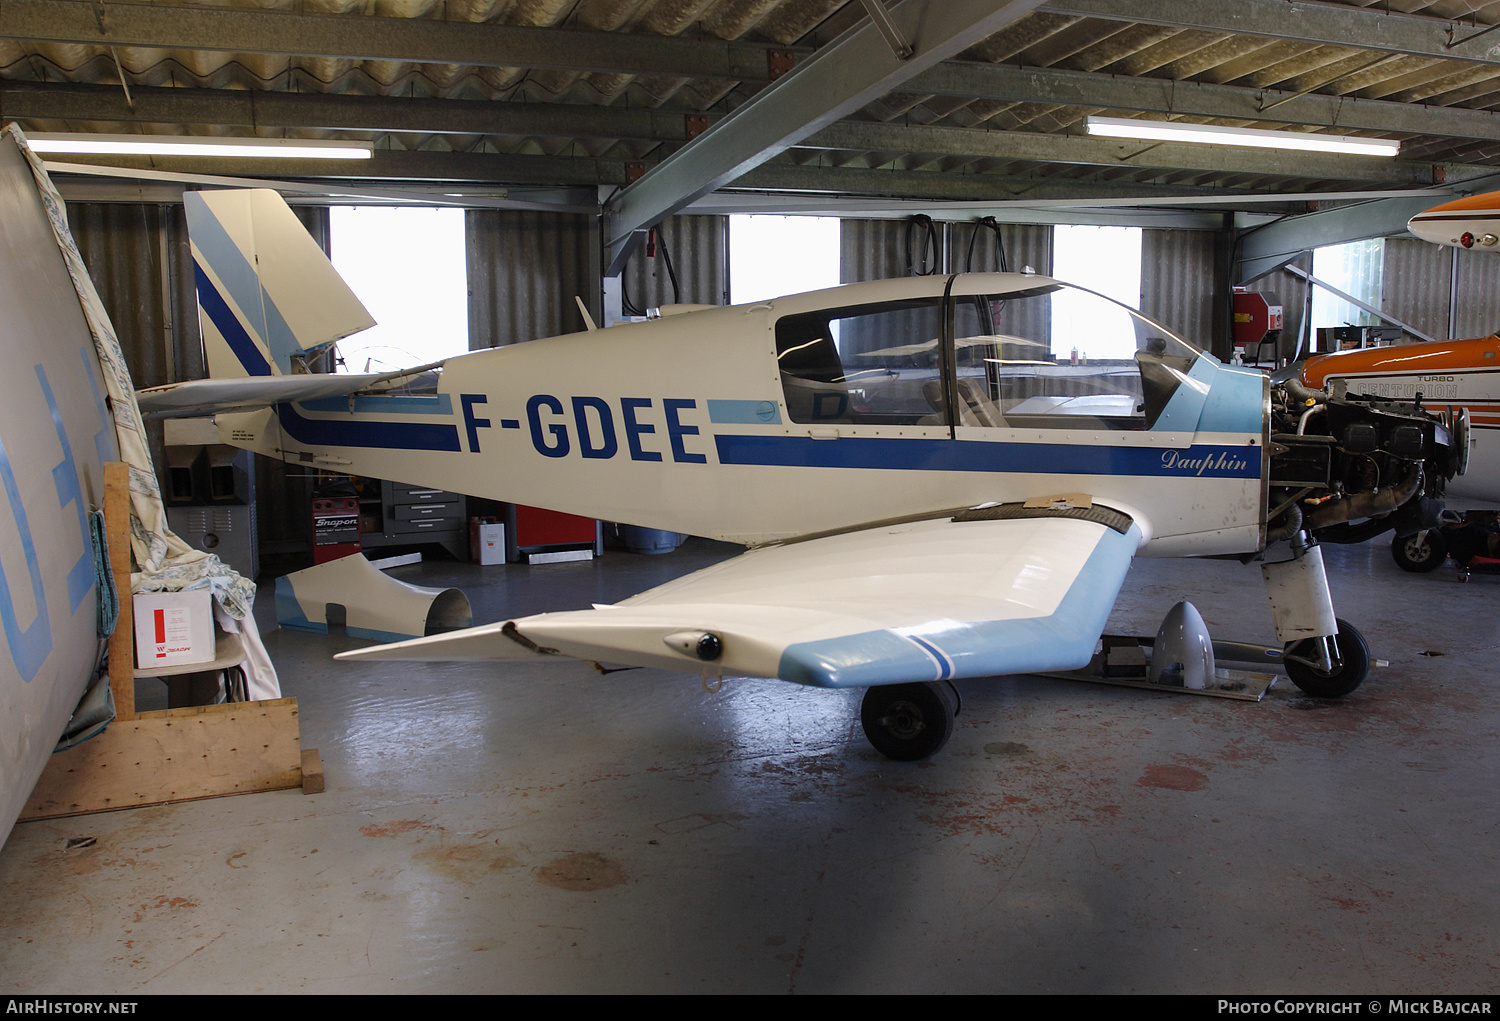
[136,365,441,418]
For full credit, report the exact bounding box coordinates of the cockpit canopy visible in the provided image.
[775,278,1203,431]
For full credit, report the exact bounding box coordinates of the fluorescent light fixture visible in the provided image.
[26,133,373,160]
[1085,116,1400,157]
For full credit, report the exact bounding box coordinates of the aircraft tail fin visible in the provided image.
[184,189,375,379]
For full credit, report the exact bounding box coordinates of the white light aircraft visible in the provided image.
[137,190,1467,759]
[0,133,118,846]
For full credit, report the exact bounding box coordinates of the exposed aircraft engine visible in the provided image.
[1268,377,1462,546]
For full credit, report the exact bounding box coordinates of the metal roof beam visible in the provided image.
[1234,173,1500,282]
[43,146,1460,233]
[1236,200,1429,282]
[1041,0,1500,68]
[801,121,1463,186]
[0,81,699,142]
[18,66,1500,152]
[601,0,1047,275]
[0,0,800,80]
[36,141,1468,204]
[909,62,1500,144]
[41,149,621,187]
[686,186,1227,229]
[36,146,1237,210]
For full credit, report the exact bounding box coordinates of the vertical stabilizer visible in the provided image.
[185,190,375,379]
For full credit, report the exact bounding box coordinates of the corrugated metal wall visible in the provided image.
[67,202,199,389]
[1237,240,1500,363]
[293,205,330,256]
[467,209,595,348]
[840,218,1054,283]
[948,221,1053,277]
[1381,237,1452,340]
[1141,227,1227,354]
[1452,249,1500,339]
[67,202,196,534]
[840,219,914,282]
[1283,240,1500,348]
[622,215,727,310]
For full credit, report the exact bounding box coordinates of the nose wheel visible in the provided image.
[860,681,959,760]
[1283,618,1370,698]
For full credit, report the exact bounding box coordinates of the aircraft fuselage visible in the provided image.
[213,274,1270,556]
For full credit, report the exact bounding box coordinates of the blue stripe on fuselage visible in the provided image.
[298,394,454,415]
[714,434,1258,478]
[196,262,461,451]
[274,402,462,452]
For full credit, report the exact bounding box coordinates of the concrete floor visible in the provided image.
[2,537,1497,994]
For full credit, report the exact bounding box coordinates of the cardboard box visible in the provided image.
[134,590,215,670]
[470,518,506,566]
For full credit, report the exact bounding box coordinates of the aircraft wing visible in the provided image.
[135,366,440,419]
[335,512,1143,688]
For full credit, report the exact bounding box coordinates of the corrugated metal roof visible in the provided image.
[6,1,1500,212]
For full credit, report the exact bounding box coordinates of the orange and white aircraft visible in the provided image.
[1407,191,1500,251]
[1303,339,1494,505]
[1302,192,1500,508]
[1298,189,1500,570]
[1304,191,1500,509]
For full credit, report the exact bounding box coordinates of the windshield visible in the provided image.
[952,283,1201,428]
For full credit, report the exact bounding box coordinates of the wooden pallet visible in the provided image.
[21,698,322,821]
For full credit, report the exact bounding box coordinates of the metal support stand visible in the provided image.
[1049,634,1280,701]
[1045,600,1281,701]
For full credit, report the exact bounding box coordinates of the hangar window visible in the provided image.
[729,215,840,304]
[1050,224,1143,361]
[1312,238,1385,330]
[330,206,469,373]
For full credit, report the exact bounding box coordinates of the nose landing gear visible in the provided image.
[1283,617,1370,698]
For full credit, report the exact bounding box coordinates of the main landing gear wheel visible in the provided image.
[1392,530,1447,573]
[1283,618,1370,698]
[860,681,958,761]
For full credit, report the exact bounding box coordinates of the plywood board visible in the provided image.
[20,697,303,820]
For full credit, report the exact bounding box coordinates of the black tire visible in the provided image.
[860,681,958,761]
[1284,618,1370,698]
[1391,530,1447,573]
